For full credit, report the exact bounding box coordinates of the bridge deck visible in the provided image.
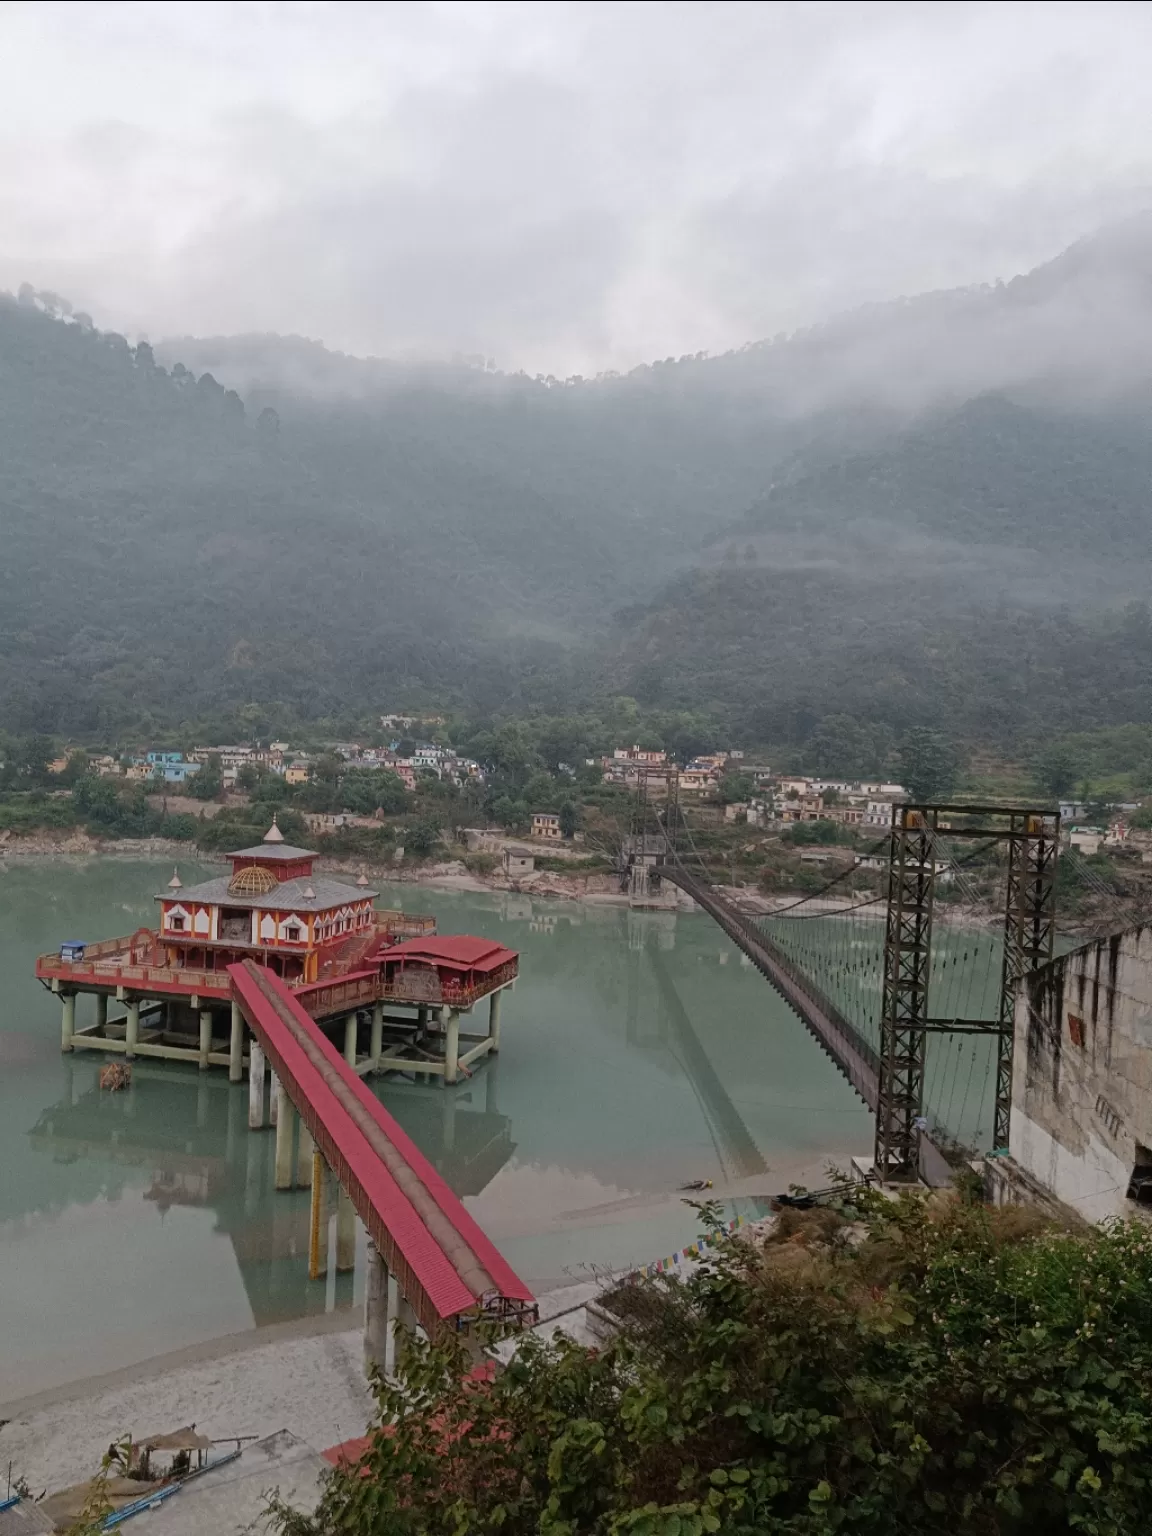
[229,960,535,1338]
[660,866,954,1186]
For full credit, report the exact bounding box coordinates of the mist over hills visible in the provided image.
[4,216,1152,749]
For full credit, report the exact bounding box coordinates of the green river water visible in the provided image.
[0,858,873,1401]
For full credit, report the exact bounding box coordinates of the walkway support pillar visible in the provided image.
[125,998,139,1060]
[344,1013,358,1068]
[309,1152,328,1280]
[274,1083,295,1189]
[199,1009,213,1071]
[95,994,108,1031]
[61,993,75,1053]
[488,989,502,1053]
[229,1002,244,1082]
[249,1040,266,1129]
[269,1070,280,1125]
[297,1121,314,1188]
[395,1290,419,1345]
[370,1000,384,1067]
[444,1009,460,1085]
[364,1239,389,1373]
[335,1186,356,1271]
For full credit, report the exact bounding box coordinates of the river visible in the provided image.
[0,858,872,1401]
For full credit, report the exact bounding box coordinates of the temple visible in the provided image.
[36,820,518,1085]
[158,819,380,984]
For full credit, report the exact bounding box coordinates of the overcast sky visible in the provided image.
[2,0,1152,373]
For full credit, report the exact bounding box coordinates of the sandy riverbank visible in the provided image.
[0,1153,848,1498]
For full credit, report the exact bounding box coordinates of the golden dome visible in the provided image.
[228,863,279,896]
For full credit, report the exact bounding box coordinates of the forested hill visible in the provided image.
[606,392,1152,744]
[0,290,784,737]
[5,214,1152,749]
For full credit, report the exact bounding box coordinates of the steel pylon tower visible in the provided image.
[874,803,1059,1182]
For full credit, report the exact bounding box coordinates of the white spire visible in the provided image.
[357,873,369,887]
[168,866,183,890]
[302,884,316,900]
[263,815,284,844]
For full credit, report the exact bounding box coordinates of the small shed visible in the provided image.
[502,849,535,876]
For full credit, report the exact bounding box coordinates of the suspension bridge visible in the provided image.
[624,786,1143,1186]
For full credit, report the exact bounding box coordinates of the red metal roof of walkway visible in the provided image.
[229,960,534,1338]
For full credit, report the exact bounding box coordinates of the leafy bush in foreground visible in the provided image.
[274,1196,1152,1534]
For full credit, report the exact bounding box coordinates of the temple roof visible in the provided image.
[227,842,317,862]
[383,935,515,972]
[157,875,377,911]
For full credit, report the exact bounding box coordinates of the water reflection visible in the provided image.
[28,1064,517,1328]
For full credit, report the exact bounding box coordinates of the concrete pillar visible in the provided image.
[125,998,139,1060]
[309,1152,328,1280]
[364,1239,389,1372]
[488,988,503,1053]
[370,1000,384,1067]
[444,1009,460,1085]
[417,1005,429,1035]
[335,1186,356,1271]
[395,1289,419,1345]
[269,1071,280,1125]
[198,1009,213,1071]
[229,1002,244,1083]
[297,1120,314,1188]
[274,1083,295,1189]
[249,1040,266,1129]
[61,993,75,1052]
[343,1013,358,1068]
[95,993,108,1031]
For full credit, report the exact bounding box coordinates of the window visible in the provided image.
[284,923,303,943]
[169,915,185,932]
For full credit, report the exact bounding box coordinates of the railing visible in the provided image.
[294,971,380,1017]
[378,960,518,1010]
[375,911,436,937]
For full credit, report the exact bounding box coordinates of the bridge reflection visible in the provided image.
[27,1062,515,1327]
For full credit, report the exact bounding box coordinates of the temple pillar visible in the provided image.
[297,1120,314,1188]
[198,1009,213,1070]
[95,993,108,1031]
[60,993,75,1052]
[249,1040,266,1129]
[229,1001,244,1082]
[444,1009,460,1085]
[364,1239,390,1373]
[125,998,139,1059]
[370,1000,384,1067]
[335,1186,356,1271]
[309,1152,328,1280]
[488,988,503,1053]
[274,1083,295,1189]
[344,1012,358,1068]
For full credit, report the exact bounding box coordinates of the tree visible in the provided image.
[1033,744,1079,800]
[558,800,579,838]
[272,1195,1152,1536]
[404,815,443,857]
[188,753,223,800]
[718,772,756,804]
[898,728,957,802]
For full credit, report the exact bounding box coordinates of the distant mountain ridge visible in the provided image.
[4,215,1152,745]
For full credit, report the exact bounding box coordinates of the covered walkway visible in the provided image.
[228,960,536,1354]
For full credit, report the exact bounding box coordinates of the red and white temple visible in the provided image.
[36,821,518,1084]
